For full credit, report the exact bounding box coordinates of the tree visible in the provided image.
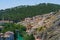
[23,34,35,40]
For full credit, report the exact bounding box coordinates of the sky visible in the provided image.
[0,0,60,10]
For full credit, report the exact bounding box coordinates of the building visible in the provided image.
[35,36,42,40]
[0,20,13,25]
[0,33,4,40]
[4,31,14,40]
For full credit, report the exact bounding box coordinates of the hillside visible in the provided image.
[0,3,60,22]
[18,10,60,40]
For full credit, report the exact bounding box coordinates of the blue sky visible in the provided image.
[0,0,60,10]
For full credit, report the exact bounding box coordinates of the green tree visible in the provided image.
[23,34,35,40]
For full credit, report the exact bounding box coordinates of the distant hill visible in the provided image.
[0,3,60,22]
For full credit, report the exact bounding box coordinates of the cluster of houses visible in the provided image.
[0,31,14,40]
[19,12,55,31]
[18,11,60,40]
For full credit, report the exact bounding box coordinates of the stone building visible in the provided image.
[4,31,14,40]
